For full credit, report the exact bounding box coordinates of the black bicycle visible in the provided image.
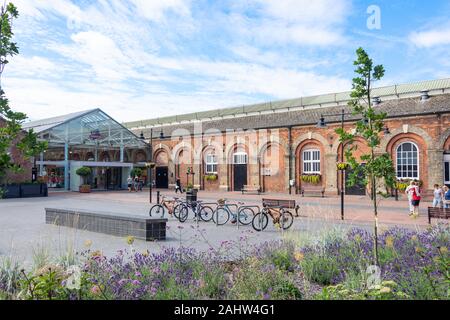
[177,200,215,223]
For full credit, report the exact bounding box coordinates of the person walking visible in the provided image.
[432,184,443,208]
[127,176,133,192]
[443,186,450,209]
[133,176,139,192]
[405,180,416,216]
[410,181,421,217]
[175,177,183,194]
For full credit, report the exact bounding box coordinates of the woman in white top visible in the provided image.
[432,184,443,208]
[405,181,416,216]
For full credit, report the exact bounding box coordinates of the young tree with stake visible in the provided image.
[336,47,396,266]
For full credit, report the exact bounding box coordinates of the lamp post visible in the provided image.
[317,110,390,220]
[317,109,350,221]
[141,129,154,204]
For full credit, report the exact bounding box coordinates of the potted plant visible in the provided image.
[336,162,349,171]
[130,168,143,178]
[301,174,321,185]
[205,174,218,182]
[76,167,92,193]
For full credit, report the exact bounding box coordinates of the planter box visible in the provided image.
[1,183,48,199]
[79,185,91,193]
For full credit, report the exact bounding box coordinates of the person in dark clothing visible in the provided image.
[175,177,183,193]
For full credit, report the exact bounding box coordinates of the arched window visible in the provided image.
[302,149,321,174]
[233,152,248,164]
[396,142,419,179]
[205,153,218,174]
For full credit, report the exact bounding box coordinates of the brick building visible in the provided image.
[125,78,450,196]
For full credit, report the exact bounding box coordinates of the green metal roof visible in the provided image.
[124,77,450,128]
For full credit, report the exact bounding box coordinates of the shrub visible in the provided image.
[75,167,91,177]
[130,168,143,178]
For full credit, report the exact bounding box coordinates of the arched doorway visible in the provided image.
[232,151,248,192]
[338,138,370,196]
[260,143,285,193]
[443,136,450,186]
[155,150,169,189]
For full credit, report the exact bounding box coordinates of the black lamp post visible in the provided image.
[317,109,349,221]
[141,129,154,204]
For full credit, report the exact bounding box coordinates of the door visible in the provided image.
[445,155,450,186]
[156,167,169,189]
[345,164,367,196]
[233,152,248,191]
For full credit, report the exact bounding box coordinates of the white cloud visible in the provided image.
[129,0,191,21]
[409,28,450,48]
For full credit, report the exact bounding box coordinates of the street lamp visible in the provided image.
[141,129,155,204]
[317,109,351,221]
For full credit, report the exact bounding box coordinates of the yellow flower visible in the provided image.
[385,235,394,248]
[439,247,448,254]
[415,246,422,253]
[294,252,304,262]
[274,223,280,229]
[411,235,418,242]
[142,250,150,257]
[379,287,391,294]
[354,235,361,243]
[90,250,103,258]
[126,236,135,245]
[84,239,93,248]
[381,280,397,288]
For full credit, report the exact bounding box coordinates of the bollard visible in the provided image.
[157,191,160,204]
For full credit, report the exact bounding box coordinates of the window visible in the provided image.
[233,152,248,165]
[205,154,218,174]
[303,149,321,174]
[396,142,419,179]
[444,155,450,184]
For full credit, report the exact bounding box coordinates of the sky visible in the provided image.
[4,0,450,123]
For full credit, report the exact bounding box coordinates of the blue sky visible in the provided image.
[4,0,450,122]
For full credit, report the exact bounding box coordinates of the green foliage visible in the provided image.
[18,266,69,300]
[130,168,143,177]
[0,3,47,184]
[317,281,410,300]
[75,167,91,177]
[228,257,302,300]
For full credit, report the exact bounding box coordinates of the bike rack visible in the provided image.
[237,205,261,231]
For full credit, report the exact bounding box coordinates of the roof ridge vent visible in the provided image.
[420,90,430,101]
[372,96,381,105]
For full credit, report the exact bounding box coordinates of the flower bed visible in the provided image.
[0,224,448,300]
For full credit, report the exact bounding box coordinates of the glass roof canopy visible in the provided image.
[24,109,149,149]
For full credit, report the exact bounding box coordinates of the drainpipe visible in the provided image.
[288,126,293,195]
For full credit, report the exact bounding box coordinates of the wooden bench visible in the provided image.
[45,208,167,241]
[242,185,262,195]
[427,207,450,224]
[262,198,299,217]
[301,186,325,198]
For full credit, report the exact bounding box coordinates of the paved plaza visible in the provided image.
[0,189,437,265]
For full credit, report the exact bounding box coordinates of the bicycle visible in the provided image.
[252,205,294,231]
[212,199,255,226]
[149,196,183,218]
[177,200,215,223]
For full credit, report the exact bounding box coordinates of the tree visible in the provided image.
[336,47,396,266]
[0,3,47,187]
